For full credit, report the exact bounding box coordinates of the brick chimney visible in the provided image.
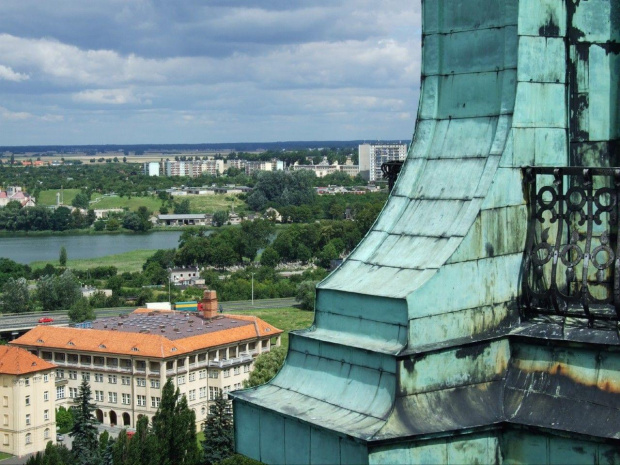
[201,290,218,319]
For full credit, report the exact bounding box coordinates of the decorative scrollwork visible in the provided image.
[522,166,620,326]
[381,161,404,192]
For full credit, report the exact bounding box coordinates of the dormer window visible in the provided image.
[67,342,75,346]
[131,347,139,352]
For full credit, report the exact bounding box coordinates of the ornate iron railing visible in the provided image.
[381,160,404,192]
[522,167,620,326]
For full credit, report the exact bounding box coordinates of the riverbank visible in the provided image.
[30,249,157,273]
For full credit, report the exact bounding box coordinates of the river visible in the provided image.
[0,231,184,264]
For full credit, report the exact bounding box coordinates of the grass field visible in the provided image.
[0,452,12,460]
[38,188,81,206]
[187,195,246,214]
[89,194,162,212]
[30,249,155,273]
[232,306,314,348]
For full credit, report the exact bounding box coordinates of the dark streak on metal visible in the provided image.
[454,341,491,359]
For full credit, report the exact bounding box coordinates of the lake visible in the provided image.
[0,231,184,264]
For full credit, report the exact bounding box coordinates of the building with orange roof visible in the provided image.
[10,292,282,431]
[0,346,56,457]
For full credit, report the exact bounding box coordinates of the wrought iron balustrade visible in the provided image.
[522,166,620,327]
[381,160,404,192]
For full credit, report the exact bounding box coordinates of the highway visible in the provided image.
[0,297,298,335]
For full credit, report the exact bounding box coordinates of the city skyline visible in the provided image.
[0,1,421,146]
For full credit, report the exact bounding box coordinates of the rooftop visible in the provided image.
[11,312,282,358]
[0,345,56,375]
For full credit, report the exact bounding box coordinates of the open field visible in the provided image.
[186,195,246,214]
[90,194,162,212]
[232,306,314,348]
[38,188,81,206]
[30,249,155,273]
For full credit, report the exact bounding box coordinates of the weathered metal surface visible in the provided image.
[231,0,620,463]
[523,167,620,325]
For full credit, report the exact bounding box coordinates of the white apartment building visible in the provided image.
[11,308,281,431]
[358,143,408,182]
[0,346,57,457]
[292,158,360,178]
[163,160,224,177]
[143,162,160,177]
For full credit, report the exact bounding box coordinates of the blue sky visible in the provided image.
[0,1,421,145]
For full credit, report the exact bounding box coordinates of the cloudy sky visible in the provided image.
[0,1,421,146]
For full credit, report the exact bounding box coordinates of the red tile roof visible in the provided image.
[11,315,282,359]
[0,345,56,375]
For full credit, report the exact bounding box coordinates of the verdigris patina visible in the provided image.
[231,0,620,463]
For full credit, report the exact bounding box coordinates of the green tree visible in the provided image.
[296,280,318,311]
[174,199,191,214]
[37,270,81,311]
[151,379,200,465]
[202,393,235,465]
[260,247,280,268]
[243,345,287,388]
[212,210,229,227]
[106,218,121,231]
[93,220,105,231]
[72,192,90,209]
[55,406,74,433]
[59,246,67,267]
[1,277,30,313]
[68,297,95,323]
[70,379,100,465]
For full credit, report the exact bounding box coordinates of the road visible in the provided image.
[0,298,298,333]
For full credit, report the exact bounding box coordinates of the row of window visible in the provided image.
[3,409,50,427]
[21,374,50,386]
[12,428,51,447]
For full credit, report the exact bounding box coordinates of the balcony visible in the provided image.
[208,353,253,368]
[522,166,620,327]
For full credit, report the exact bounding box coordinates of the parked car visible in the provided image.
[56,434,64,442]
[38,317,54,324]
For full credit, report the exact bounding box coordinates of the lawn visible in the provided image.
[38,188,82,206]
[30,249,156,273]
[186,195,247,214]
[232,306,314,348]
[0,452,12,460]
[89,194,162,212]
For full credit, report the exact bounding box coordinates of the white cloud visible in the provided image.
[72,88,151,105]
[0,64,29,81]
[0,106,33,120]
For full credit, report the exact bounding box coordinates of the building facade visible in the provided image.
[358,143,407,182]
[163,160,224,177]
[12,303,281,431]
[143,162,160,177]
[0,346,56,457]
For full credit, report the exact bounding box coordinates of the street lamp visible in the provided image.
[167,268,172,304]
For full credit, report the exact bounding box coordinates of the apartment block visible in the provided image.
[0,346,57,457]
[358,143,408,182]
[11,299,281,431]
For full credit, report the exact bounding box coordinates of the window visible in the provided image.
[108,375,117,384]
[3,415,8,426]
[199,387,206,398]
[26,414,31,425]
[25,433,31,445]
[234,367,240,376]
[209,387,220,400]
[223,369,230,378]
[188,390,196,401]
[137,395,146,407]
[199,369,207,379]
[189,372,196,382]
[44,428,50,439]
[56,369,64,379]
[151,397,160,408]
[121,376,130,385]
[177,375,185,385]
[95,373,103,383]
[244,364,250,373]
[136,378,146,387]
[69,370,77,380]
[95,390,104,402]
[2,397,6,407]
[24,377,30,386]
[108,392,117,403]
[234,383,242,390]
[209,370,218,379]
[44,391,49,402]
[43,374,49,383]
[3,434,8,445]
[122,393,131,405]
[150,380,160,389]
[201,406,207,417]
[56,386,65,400]
[69,387,78,398]
[44,410,49,421]
[25,395,30,406]
[82,372,90,381]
